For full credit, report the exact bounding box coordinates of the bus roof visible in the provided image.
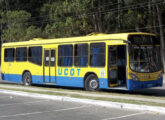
[2,32,155,47]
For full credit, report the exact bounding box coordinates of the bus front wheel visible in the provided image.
[85,74,99,91]
[23,72,32,86]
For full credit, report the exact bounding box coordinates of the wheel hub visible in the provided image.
[89,79,98,89]
[25,76,30,86]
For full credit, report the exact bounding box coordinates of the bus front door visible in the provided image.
[108,46,118,87]
[44,49,56,83]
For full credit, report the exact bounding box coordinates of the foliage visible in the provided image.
[0,10,31,42]
[0,0,165,42]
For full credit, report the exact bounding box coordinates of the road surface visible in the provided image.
[0,93,164,120]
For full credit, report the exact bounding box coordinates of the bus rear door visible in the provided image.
[44,49,56,83]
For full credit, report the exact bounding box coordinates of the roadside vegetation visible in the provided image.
[0,0,165,43]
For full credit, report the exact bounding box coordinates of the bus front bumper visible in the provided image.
[127,77,163,90]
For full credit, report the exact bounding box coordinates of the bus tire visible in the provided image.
[23,72,32,86]
[85,74,99,91]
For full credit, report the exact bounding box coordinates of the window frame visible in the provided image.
[16,47,27,62]
[4,48,15,62]
[90,42,106,67]
[44,50,49,66]
[58,44,73,67]
[28,46,42,66]
[74,43,88,67]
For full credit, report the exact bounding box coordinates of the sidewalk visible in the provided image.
[0,84,165,104]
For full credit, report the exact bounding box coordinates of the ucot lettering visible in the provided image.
[58,68,81,76]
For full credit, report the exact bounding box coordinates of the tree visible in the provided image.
[0,10,31,42]
[25,26,46,40]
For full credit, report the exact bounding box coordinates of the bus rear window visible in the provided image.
[4,48,15,62]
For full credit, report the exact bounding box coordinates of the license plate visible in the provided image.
[147,84,153,87]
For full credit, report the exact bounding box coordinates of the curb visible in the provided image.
[0,89,165,114]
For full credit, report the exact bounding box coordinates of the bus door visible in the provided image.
[44,49,56,83]
[108,46,118,87]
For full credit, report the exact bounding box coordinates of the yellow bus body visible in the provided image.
[1,32,163,90]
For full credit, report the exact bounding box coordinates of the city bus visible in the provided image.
[1,32,163,91]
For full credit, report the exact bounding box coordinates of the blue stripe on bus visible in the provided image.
[127,77,163,90]
[2,73,162,90]
[56,76,84,87]
[1,73,108,88]
[2,73,22,83]
[99,78,109,88]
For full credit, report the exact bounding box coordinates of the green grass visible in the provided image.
[1,83,165,101]
[0,86,165,107]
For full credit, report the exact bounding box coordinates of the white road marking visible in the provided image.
[0,105,91,118]
[102,111,147,120]
[0,100,49,106]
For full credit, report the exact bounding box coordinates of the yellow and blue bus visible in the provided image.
[1,32,163,91]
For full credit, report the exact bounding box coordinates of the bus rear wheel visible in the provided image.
[23,72,32,86]
[85,74,99,91]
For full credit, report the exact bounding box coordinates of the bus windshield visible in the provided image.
[129,46,161,73]
[128,35,162,73]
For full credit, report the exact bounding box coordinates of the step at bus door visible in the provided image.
[44,49,56,83]
[108,46,118,87]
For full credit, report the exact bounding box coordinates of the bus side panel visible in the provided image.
[2,74,22,82]
[1,63,43,83]
[1,46,43,83]
[0,48,18,81]
[55,77,108,88]
[55,67,108,88]
[56,76,84,87]
[99,78,109,89]
[31,75,44,84]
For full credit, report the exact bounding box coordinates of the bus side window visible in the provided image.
[90,43,105,67]
[16,47,27,62]
[4,48,15,62]
[74,44,88,67]
[58,45,73,66]
[28,46,42,65]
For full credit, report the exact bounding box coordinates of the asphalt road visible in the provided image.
[0,93,164,120]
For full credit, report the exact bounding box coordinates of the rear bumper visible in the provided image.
[1,73,4,80]
[127,77,163,90]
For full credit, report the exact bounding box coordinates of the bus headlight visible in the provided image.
[129,73,139,81]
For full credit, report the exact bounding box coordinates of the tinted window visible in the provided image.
[90,43,105,67]
[108,46,117,67]
[29,46,42,65]
[128,35,160,45]
[44,50,56,66]
[51,50,55,66]
[4,48,15,62]
[44,50,49,66]
[16,47,27,62]
[58,45,73,66]
[74,44,88,67]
